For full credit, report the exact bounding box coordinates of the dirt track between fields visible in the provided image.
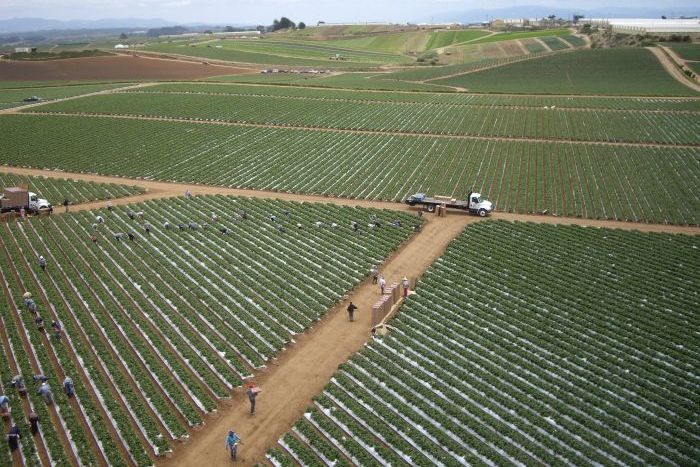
[648,46,700,93]
[2,166,697,466]
[15,110,700,149]
[0,55,256,81]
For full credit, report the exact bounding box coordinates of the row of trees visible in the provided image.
[270,17,306,31]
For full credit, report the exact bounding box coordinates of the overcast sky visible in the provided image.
[0,0,697,24]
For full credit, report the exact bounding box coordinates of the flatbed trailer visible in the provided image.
[404,192,493,216]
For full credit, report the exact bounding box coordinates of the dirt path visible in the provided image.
[158,213,477,466]
[16,111,699,149]
[5,166,699,236]
[647,46,700,93]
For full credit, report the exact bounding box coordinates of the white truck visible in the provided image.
[1,187,52,214]
[405,191,493,217]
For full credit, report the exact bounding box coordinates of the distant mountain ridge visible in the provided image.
[0,17,177,34]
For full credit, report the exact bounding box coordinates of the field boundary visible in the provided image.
[2,166,698,235]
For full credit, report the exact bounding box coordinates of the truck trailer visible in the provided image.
[0,187,52,214]
[405,191,493,216]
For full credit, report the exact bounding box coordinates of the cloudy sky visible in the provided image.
[0,0,697,24]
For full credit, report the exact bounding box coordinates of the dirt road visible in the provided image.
[4,166,698,236]
[158,213,477,466]
[647,46,700,93]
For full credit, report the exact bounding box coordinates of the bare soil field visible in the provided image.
[0,55,256,81]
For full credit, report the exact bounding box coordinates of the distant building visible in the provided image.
[14,47,35,53]
[114,44,130,49]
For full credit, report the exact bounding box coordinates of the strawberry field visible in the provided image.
[29,89,700,144]
[432,48,699,96]
[133,82,700,111]
[0,172,144,205]
[1,114,698,225]
[272,220,700,466]
[0,195,418,465]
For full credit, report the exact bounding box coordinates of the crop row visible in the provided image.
[30,91,700,145]
[138,82,700,111]
[0,172,144,205]
[2,114,698,225]
[0,195,417,464]
[276,220,700,466]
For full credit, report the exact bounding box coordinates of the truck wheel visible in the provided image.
[427,205,435,213]
[478,209,488,217]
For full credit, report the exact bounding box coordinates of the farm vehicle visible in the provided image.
[405,191,493,217]
[1,187,52,214]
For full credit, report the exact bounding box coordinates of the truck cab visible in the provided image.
[29,192,52,211]
[467,192,493,217]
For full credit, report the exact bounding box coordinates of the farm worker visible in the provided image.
[6,424,20,451]
[379,276,386,295]
[29,412,39,435]
[347,302,358,322]
[24,295,37,313]
[96,215,104,224]
[202,222,209,230]
[48,206,53,215]
[270,215,277,222]
[63,199,69,213]
[0,395,9,414]
[211,212,218,222]
[371,265,378,284]
[392,219,402,227]
[19,207,26,218]
[220,227,229,235]
[37,383,53,404]
[413,224,421,232]
[127,210,135,220]
[296,223,303,229]
[283,210,290,217]
[127,232,135,241]
[184,189,191,199]
[136,211,144,219]
[240,210,247,220]
[144,223,152,235]
[32,375,48,383]
[315,221,323,228]
[225,430,241,460]
[63,377,74,398]
[11,375,26,393]
[402,276,410,297]
[35,315,45,331]
[38,256,46,271]
[351,221,358,233]
[163,221,171,230]
[276,224,285,232]
[246,384,258,415]
[91,235,98,244]
[106,201,113,211]
[331,223,338,229]
[114,232,124,242]
[92,223,98,231]
[51,321,62,340]
[188,221,198,230]
[178,223,185,231]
